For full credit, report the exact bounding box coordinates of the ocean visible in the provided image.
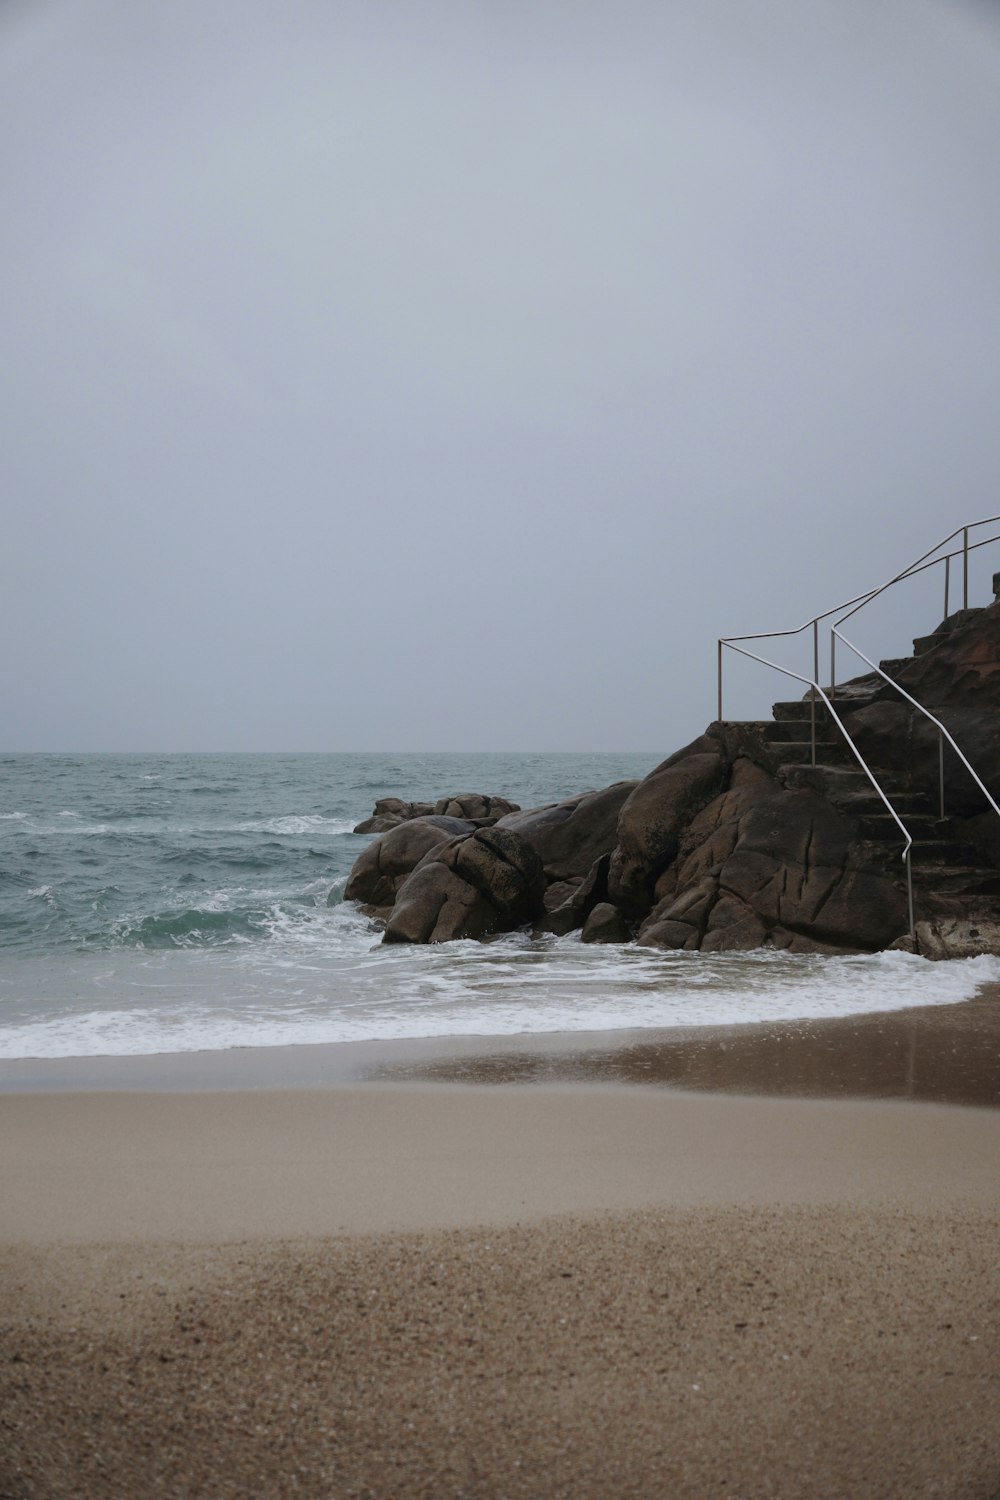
[2,751,997,1062]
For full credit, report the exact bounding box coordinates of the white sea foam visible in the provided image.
[1,941,997,1060]
[235,815,357,836]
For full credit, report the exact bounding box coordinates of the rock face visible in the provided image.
[383,827,545,944]
[635,756,908,954]
[607,740,726,917]
[353,793,519,835]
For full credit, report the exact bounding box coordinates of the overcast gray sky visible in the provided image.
[3,0,1000,752]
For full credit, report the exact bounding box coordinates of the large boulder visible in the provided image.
[383,826,545,944]
[496,781,638,882]
[343,816,475,911]
[607,737,728,917]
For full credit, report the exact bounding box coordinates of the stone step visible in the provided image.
[763,719,843,745]
[910,866,1000,898]
[836,790,937,818]
[773,740,856,767]
[910,606,984,656]
[771,699,822,722]
[860,838,983,870]
[771,696,880,721]
[877,658,911,678]
[912,631,948,656]
[856,813,957,842]
[910,840,983,865]
[780,764,878,799]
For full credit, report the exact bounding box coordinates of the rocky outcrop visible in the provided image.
[383,827,545,944]
[353,793,519,834]
[345,782,639,944]
[343,600,1000,956]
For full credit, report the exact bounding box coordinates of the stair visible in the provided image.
[911,606,982,658]
[767,650,998,919]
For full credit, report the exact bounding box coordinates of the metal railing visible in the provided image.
[716,515,1000,940]
[723,642,914,938]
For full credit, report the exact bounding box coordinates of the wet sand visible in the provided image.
[3,989,1000,1497]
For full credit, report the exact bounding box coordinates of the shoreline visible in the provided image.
[2,980,999,1108]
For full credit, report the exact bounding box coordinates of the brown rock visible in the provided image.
[344,816,475,909]
[433,794,520,822]
[607,738,728,917]
[497,782,638,883]
[634,764,908,954]
[383,827,545,944]
[352,798,435,834]
[537,856,612,937]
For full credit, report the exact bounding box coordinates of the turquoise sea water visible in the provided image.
[2,752,997,1060]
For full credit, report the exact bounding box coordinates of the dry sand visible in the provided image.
[3,999,1000,1498]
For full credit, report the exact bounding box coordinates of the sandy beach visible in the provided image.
[3,991,1000,1498]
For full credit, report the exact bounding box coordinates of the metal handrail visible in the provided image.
[716,516,1000,945]
[832,627,1000,828]
[719,514,1000,717]
[830,524,1000,692]
[724,641,914,938]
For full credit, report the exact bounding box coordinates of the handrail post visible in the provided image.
[810,620,819,765]
[939,729,945,820]
[905,847,914,941]
[944,555,950,618]
[717,640,723,723]
[830,630,836,702]
[963,526,969,609]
